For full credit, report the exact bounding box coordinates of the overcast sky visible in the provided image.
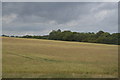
[0,2,1,21]
[2,2,118,36]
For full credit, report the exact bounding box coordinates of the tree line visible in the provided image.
[2,29,120,45]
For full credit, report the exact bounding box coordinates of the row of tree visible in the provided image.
[2,29,120,45]
[49,29,120,45]
[2,34,49,39]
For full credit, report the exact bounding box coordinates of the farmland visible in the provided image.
[2,37,118,78]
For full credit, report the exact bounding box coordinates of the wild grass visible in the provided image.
[2,37,118,78]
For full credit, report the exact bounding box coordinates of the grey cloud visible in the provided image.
[2,2,118,35]
[2,2,98,24]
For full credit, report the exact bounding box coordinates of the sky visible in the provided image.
[0,2,1,36]
[2,2,118,36]
[2,0,119,2]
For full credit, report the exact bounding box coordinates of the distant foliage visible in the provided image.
[2,29,120,45]
[49,29,120,45]
[21,35,49,39]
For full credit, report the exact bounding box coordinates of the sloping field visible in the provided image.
[2,37,118,78]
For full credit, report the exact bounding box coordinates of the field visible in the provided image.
[2,37,118,78]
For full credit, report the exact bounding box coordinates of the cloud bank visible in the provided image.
[2,2,118,35]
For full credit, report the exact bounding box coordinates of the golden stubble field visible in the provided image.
[2,37,118,78]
